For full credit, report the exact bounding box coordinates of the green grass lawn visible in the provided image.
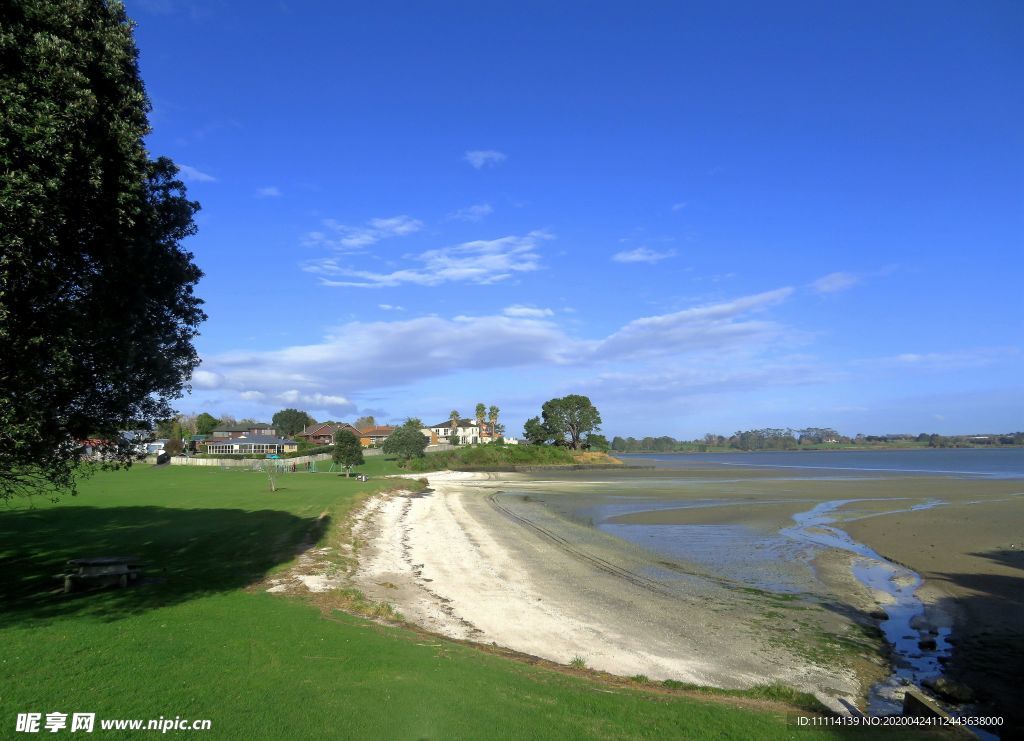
[0,465,864,739]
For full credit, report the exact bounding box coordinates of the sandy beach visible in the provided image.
[347,464,1024,723]
[351,471,868,712]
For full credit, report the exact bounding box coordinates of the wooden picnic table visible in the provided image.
[56,556,144,593]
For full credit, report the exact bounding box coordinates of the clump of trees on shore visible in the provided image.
[523,395,605,449]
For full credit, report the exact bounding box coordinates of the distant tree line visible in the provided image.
[611,428,1024,452]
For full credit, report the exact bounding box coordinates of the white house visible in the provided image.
[422,418,495,445]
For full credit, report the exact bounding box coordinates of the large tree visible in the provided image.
[332,428,364,477]
[195,412,220,436]
[0,0,205,500]
[382,425,428,461]
[540,395,602,450]
[272,408,316,437]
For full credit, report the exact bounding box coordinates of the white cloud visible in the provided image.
[503,305,554,318]
[191,369,224,389]
[197,288,798,408]
[304,215,423,251]
[867,347,1019,371]
[580,361,837,402]
[597,288,793,359]
[276,390,355,412]
[464,150,507,169]
[305,230,551,288]
[811,271,860,294]
[178,164,217,182]
[256,186,282,198]
[238,390,265,400]
[378,304,405,311]
[206,314,574,395]
[612,247,676,264]
[448,203,493,222]
[671,201,689,211]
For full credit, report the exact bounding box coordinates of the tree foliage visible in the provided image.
[272,408,315,437]
[540,395,602,449]
[164,421,183,456]
[332,429,363,476]
[155,418,175,439]
[195,412,220,436]
[448,409,461,444]
[522,416,550,446]
[177,413,198,437]
[353,415,375,430]
[382,425,428,460]
[0,0,205,500]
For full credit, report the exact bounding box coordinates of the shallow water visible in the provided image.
[594,495,954,712]
[507,456,1021,715]
[618,447,1024,478]
[780,499,952,714]
[601,521,814,593]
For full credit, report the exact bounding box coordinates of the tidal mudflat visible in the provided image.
[353,454,1023,725]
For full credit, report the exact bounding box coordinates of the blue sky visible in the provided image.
[128,0,1023,437]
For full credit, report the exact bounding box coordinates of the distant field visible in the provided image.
[0,465,889,739]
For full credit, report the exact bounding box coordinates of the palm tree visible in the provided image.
[488,405,500,441]
[448,409,460,444]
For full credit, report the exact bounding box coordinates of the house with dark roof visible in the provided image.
[358,425,395,448]
[211,423,277,439]
[296,422,361,446]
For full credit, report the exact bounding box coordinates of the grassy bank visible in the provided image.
[0,465,863,739]
[401,445,621,472]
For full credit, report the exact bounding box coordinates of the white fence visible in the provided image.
[167,449,383,467]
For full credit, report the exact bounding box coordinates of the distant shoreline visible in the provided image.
[615,445,1024,455]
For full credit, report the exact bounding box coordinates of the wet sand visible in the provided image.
[590,472,1024,721]
[843,487,1024,728]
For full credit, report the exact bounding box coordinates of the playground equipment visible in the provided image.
[247,458,320,473]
